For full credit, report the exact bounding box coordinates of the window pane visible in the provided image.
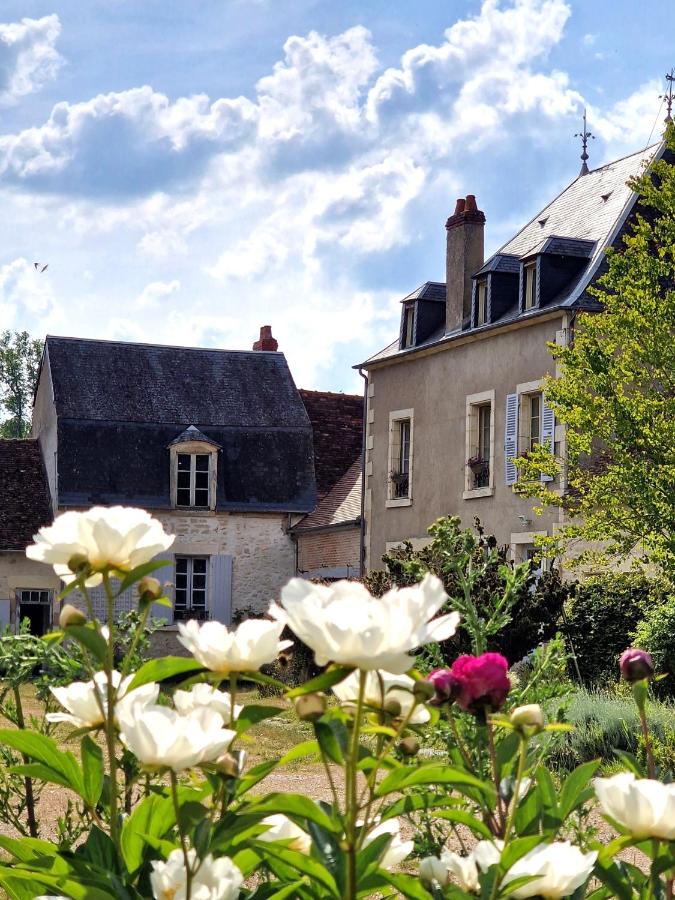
[192,574,206,591]
[194,489,209,507]
[176,558,188,574]
[175,588,187,609]
[191,590,206,609]
[177,470,190,489]
[195,454,209,472]
[177,488,191,506]
[177,454,191,471]
[192,558,207,574]
[195,471,209,489]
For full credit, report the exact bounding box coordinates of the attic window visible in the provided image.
[523,262,537,311]
[177,454,210,508]
[476,280,487,325]
[402,306,415,348]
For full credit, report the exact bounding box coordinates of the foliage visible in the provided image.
[562,573,668,687]
[365,516,566,663]
[0,330,43,438]
[633,592,675,696]
[514,124,675,579]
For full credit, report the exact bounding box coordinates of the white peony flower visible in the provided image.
[257,814,312,853]
[503,841,597,898]
[419,855,451,888]
[363,818,413,869]
[150,847,242,900]
[177,618,292,673]
[47,670,158,729]
[118,704,235,771]
[436,841,502,893]
[333,669,430,724]
[270,574,458,673]
[173,683,242,725]
[27,506,174,586]
[594,772,675,840]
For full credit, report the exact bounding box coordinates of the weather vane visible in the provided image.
[575,109,595,176]
[661,69,674,124]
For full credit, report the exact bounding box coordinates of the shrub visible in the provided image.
[633,593,675,696]
[562,573,668,686]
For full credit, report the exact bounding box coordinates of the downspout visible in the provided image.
[358,366,368,579]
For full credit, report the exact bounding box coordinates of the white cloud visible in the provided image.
[136,279,181,308]
[0,15,62,105]
[0,257,60,331]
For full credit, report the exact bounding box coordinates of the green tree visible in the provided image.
[0,331,43,438]
[516,125,675,578]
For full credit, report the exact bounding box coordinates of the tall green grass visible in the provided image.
[547,689,675,774]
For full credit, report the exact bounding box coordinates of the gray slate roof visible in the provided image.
[0,440,52,552]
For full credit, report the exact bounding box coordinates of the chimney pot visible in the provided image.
[252,325,279,352]
[465,194,478,212]
[453,198,466,216]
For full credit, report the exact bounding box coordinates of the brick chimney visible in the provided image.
[445,194,485,333]
[252,325,278,351]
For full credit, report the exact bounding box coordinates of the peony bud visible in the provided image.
[619,648,654,683]
[398,735,420,757]
[214,750,246,778]
[67,553,90,575]
[426,668,456,706]
[294,693,327,722]
[510,704,544,734]
[59,603,86,628]
[412,679,436,703]
[383,697,402,718]
[138,576,163,608]
[419,856,450,888]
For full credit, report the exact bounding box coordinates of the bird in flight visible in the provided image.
[34,262,49,272]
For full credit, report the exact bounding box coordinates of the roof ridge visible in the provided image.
[46,334,285,358]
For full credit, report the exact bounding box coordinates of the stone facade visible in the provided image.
[296,527,360,578]
[0,553,60,630]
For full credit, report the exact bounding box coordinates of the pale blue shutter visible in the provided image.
[504,393,519,485]
[151,552,174,625]
[0,599,11,631]
[210,555,232,624]
[540,395,555,483]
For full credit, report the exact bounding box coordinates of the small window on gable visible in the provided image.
[402,306,415,348]
[524,262,537,310]
[169,427,220,510]
[476,280,487,325]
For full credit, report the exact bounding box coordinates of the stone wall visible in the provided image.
[0,552,61,628]
[297,526,360,576]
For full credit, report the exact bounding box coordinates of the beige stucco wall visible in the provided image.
[0,552,61,628]
[154,510,296,615]
[296,526,360,576]
[30,350,58,513]
[364,315,565,570]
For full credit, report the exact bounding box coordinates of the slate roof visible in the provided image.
[401,282,446,303]
[44,336,316,513]
[359,141,664,368]
[299,389,363,498]
[0,440,52,551]
[291,458,362,532]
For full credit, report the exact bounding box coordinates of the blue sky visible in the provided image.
[0,0,673,392]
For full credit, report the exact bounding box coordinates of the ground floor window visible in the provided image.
[174,556,209,621]
[16,589,53,636]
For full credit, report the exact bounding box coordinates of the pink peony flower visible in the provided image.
[619,648,654,683]
[446,653,511,713]
[427,668,457,705]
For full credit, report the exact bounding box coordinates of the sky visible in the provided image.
[0,0,673,393]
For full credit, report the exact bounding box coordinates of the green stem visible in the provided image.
[345,671,366,900]
[486,718,505,835]
[120,602,151,678]
[489,737,527,900]
[638,702,656,779]
[12,684,38,838]
[101,573,120,853]
[171,770,193,900]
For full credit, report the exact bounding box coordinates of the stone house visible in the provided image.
[357,142,666,572]
[29,332,318,638]
[0,439,59,633]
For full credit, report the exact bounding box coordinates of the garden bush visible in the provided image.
[633,592,675,696]
[562,572,669,686]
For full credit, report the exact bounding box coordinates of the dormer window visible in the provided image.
[168,426,220,511]
[476,279,487,325]
[402,305,415,348]
[524,262,537,310]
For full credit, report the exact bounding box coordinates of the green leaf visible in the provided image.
[234,759,279,798]
[278,740,321,765]
[375,764,491,798]
[252,843,340,896]
[81,735,104,807]
[0,867,118,900]
[314,719,347,765]
[115,559,172,594]
[499,835,546,874]
[126,656,205,691]
[0,729,84,795]
[66,624,109,664]
[285,666,353,698]
[0,836,57,862]
[380,872,433,899]
[559,760,601,819]
[247,793,341,834]
[235,704,282,735]
[78,825,119,872]
[432,808,493,839]
[121,793,176,875]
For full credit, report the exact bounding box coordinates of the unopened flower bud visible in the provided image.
[383,697,402,718]
[510,704,544,733]
[412,679,436,703]
[214,751,242,777]
[59,603,86,628]
[419,856,449,888]
[398,735,420,757]
[619,648,654,683]
[138,576,163,602]
[67,553,90,574]
[294,692,327,722]
[426,668,456,706]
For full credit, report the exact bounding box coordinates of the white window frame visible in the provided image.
[516,379,556,484]
[402,305,415,348]
[464,389,495,499]
[174,555,210,621]
[510,531,549,569]
[176,452,211,508]
[476,279,487,325]
[170,440,219,511]
[386,408,414,508]
[524,262,537,310]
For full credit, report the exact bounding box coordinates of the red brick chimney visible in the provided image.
[445,194,485,333]
[252,325,278,351]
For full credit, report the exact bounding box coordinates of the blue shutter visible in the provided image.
[151,552,174,625]
[504,393,519,485]
[210,555,233,624]
[540,395,555,483]
[0,599,11,631]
